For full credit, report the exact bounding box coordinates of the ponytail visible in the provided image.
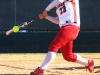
[69,0,75,2]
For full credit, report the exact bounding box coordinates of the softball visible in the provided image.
[13,26,19,32]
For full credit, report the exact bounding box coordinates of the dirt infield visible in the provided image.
[0,53,100,75]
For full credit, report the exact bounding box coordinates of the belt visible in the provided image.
[66,21,77,23]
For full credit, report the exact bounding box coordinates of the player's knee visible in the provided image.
[48,46,58,53]
[48,49,57,53]
[63,53,77,62]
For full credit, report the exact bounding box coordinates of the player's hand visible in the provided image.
[38,10,48,19]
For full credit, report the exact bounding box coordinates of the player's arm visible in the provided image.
[46,0,66,11]
[45,16,59,24]
[38,0,66,19]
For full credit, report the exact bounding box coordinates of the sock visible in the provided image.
[40,51,56,69]
[75,54,88,66]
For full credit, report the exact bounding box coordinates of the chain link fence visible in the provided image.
[0,0,100,31]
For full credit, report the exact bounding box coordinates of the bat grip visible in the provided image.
[33,16,39,20]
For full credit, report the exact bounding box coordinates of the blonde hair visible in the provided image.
[69,0,75,2]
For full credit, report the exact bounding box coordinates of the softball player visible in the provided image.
[30,0,94,75]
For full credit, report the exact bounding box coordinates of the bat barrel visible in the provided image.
[6,29,13,35]
[5,16,38,36]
